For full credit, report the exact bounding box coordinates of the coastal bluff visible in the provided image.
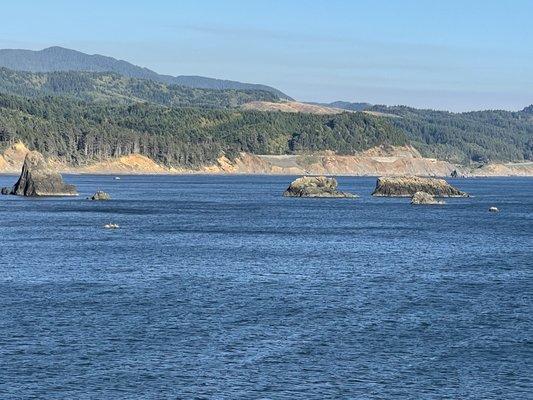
[2,151,77,196]
[283,176,356,198]
[372,176,468,197]
[1,142,532,177]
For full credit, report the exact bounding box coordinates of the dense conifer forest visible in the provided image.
[0,93,405,167]
[0,67,531,167]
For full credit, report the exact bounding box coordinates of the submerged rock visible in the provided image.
[8,151,77,196]
[372,176,468,197]
[88,191,111,201]
[283,176,356,198]
[411,191,444,205]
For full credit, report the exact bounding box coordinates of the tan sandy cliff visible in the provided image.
[203,145,456,176]
[74,154,171,174]
[0,142,30,172]
[0,142,532,176]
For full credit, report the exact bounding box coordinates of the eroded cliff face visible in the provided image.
[203,146,458,177]
[0,146,176,175]
[0,142,531,176]
[0,142,30,172]
[195,147,533,176]
[470,162,533,176]
[75,154,171,174]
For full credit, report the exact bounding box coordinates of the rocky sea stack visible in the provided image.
[89,191,111,201]
[411,191,444,205]
[283,176,356,198]
[372,176,468,197]
[3,151,77,196]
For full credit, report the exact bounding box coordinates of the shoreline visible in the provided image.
[1,170,532,178]
[2,143,532,177]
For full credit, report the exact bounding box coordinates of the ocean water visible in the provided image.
[0,175,531,399]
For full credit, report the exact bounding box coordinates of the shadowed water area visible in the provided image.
[0,175,531,399]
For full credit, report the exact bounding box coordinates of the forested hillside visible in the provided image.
[368,105,533,163]
[0,67,531,166]
[0,68,280,108]
[320,101,533,163]
[0,46,291,99]
[0,93,405,167]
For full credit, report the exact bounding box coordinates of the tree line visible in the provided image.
[0,93,406,167]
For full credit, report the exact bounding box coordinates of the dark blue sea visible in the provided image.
[0,175,531,399]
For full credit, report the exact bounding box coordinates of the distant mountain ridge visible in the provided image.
[0,47,530,167]
[0,46,291,99]
[0,67,280,108]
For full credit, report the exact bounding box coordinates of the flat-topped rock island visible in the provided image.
[283,176,357,198]
[372,176,468,197]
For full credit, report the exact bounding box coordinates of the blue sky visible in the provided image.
[0,0,531,111]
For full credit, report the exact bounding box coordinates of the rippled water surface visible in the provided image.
[0,175,531,399]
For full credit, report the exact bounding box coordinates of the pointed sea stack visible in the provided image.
[372,176,468,197]
[283,176,356,198]
[7,151,77,196]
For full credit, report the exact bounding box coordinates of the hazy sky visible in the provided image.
[1,0,532,111]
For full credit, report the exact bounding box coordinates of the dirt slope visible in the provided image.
[241,101,346,114]
[1,142,531,176]
[241,100,399,117]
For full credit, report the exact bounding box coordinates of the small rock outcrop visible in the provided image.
[283,176,356,198]
[88,191,111,201]
[489,206,500,213]
[7,151,77,196]
[411,191,444,205]
[1,187,11,195]
[372,176,468,197]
